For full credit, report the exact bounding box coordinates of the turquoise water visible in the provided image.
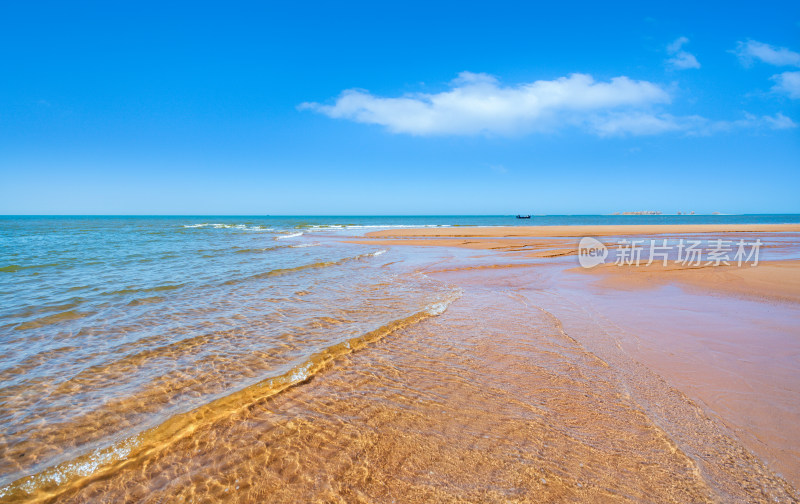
[0,214,798,499]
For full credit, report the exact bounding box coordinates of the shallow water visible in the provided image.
[1,216,798,502]
[0,217,459,500]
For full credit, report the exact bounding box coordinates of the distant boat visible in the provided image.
[515,215,531,219]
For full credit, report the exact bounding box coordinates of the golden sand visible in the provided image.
[353,224,800,302]
[344,224,800,495]
[573,259,800,303]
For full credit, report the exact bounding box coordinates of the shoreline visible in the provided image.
[348,224,800,303]
[363,223,800,238]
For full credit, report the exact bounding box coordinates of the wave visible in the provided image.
[126,296,166,307]
[222,250,389,287]
[14,310,94,331]
[8,299,87,321]
[182,224,273,231]
[0,263,61,273]
[233,246,286,254]
[102,283,185,296]
[0,292,461,502]
[289,243,320,248]
[275,231,303,240]
[221,261,336,286]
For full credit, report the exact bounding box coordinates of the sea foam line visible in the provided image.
[306,224,452,230]
[182,224,274,231]
[275,231,303,240]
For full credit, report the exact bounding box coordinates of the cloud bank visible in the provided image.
[667,37,701,70]
[301,72,671,135]
[301,71,795,136]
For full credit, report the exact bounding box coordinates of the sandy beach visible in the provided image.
[4,221,800,503]
[342,224,800,499]
[575,259,800,303]
[353,224,800,302]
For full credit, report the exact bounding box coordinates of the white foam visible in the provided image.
[289,362,312,383]
[425,290,463,316]
[308,224,452,230]
[183,223,273,231]
[276,232,304,240]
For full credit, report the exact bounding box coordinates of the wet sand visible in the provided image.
[52,268,798,503]
[348,225,800,492]
[575,260,800,303]
[353,224,800,302]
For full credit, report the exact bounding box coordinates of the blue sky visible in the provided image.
[1,1,798,215]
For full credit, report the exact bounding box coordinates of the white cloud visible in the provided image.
[762,112,797,129]
[734,40,800,67]
[591,113,693,136]
[590,112,795,136]
[300,72,671,135]
[301,71,796,137]
[771,71,800,99]
[669,52,701,70]
[703,112,796,133]
[666,37,701,70]
[667,37,689,54]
